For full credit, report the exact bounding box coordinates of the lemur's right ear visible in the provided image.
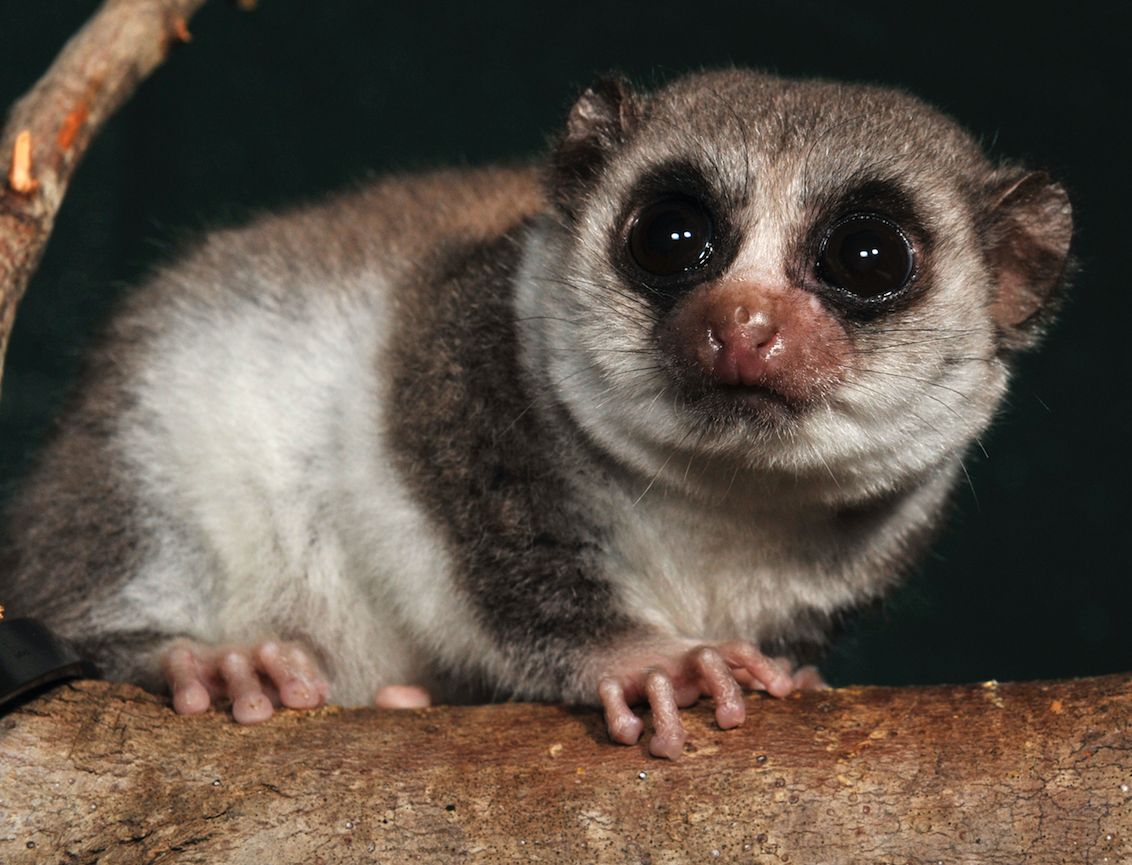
[551,75,641,218]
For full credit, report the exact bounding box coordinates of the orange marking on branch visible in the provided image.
[57,102,91,151]
[170,17,192,43]
[8,130,39,195]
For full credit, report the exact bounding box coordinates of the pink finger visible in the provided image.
[374,685,432,709]
[165,645,212,715]
[673,683,702,707]
[256,641,327,710]
[694,647,745,730]
[792,665,829,690]
[219,651,275,725]
[599,677,644,745]
[645,671,686,760]
[726,644,794,699]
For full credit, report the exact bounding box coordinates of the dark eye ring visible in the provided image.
[818,213,914,299]
[628,197,714,278]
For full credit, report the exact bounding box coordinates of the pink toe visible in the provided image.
[599,678,644,745]
[648,728,687,760]
[278,679,325,710]
[673,684,701,707]
[256,641,327,710]
[374,685,432,709]
[645,671,686,760]
[695,647,746,729]
[165,645,213,714]
[792,665,829,690]
[171,680,212,715]
[220,652,275,725]
[715,700,745,730]
[232,692,274,725]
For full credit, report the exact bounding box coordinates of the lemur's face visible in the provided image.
[518,71,1070,505]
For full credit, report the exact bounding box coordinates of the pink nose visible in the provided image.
[704,300,782,387]
[662,276,848,407]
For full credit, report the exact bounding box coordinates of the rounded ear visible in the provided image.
[550,75,641,218]
[985,170,1073,352]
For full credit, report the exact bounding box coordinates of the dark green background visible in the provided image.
[1,1,1127,687]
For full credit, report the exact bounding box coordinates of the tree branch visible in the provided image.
[1,676,1129,863]
[0,0,211,392]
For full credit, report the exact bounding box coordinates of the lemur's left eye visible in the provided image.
[819,214,913,298]
[628,197,714,277]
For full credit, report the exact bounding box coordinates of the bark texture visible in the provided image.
[1,676,1129,864]
[0,0,211,391]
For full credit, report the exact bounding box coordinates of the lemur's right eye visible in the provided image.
[628,198,714,277]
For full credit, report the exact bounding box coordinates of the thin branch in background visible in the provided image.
[0,0,215,394]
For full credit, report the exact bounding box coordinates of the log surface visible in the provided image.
[1,676,1129,864]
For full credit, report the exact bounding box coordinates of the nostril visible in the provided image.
[707,322,724,352]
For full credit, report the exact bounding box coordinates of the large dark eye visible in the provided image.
[628,198,713,277]
[819,214,913,298]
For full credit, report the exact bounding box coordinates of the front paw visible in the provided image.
[163,639,331,724]
[595,640,798,760]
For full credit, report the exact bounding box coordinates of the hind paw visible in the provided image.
[163,639,330,724]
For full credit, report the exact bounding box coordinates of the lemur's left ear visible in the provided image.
[551,75,641,218]
[985,170,1073,352]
